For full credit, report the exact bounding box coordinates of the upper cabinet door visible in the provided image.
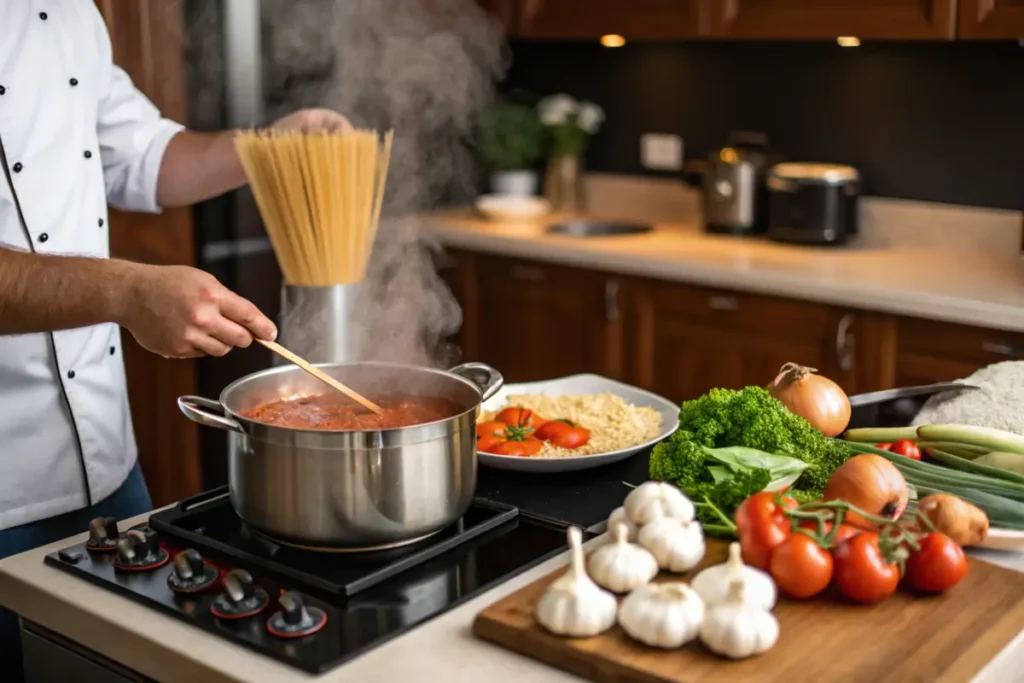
[696,0,957,40]
[477,0,519,32]
[515,0,699,39]
[958,0,1024,37]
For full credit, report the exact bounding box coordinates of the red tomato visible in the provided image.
[477,420,544,457]
[905,533,968,593]
[476,434,503,452]
[494,407,546,431]
[889,439,921,461]
[768,533,834,599]
[833,532,901,604]
[798,520,861,549]
[734,492,797,570]
[476,421,508,440]
[534,420,590,449]
[875,443,893,451]
[492,438,544,457]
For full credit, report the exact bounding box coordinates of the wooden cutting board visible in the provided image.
[473,541,1024,683]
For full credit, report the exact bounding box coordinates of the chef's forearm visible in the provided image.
[155,130,247,208]
[0,247,140,334]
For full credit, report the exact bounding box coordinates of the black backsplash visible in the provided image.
[502,40,1024,210]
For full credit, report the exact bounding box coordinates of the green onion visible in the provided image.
[915,441,989,459]
[925,448,1024,485]
[842,427,918,442]
[916,424,1024,456]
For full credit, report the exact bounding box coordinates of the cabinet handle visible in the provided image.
[982,341,1023,357]
[509,265,545,282]
[708,296,738,311]
[604,280,620,323]
[836,313,855,372]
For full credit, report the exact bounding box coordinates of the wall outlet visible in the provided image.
[640,133,683,171]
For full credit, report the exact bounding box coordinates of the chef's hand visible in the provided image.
[120,264,277,359]
[271,108,354,133]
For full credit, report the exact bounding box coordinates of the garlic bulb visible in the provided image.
[587,523,658,594]
[700,580,779,659]
[624,482,695,525]
[535,526,618,638]
[618,582,705,649]
[691,542,776,610]
[607,506,638,542]
[637,512,705,573]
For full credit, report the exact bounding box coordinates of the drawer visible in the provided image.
[897,317,1024,366]
[636,279,836,340]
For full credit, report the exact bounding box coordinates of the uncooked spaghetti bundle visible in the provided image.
[234,128,394,286]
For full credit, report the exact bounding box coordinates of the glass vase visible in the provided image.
[544,154,586,213]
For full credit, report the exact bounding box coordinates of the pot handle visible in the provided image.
[449,363,504,402]
[177,395,243,433]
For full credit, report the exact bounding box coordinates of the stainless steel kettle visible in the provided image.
[685,131,772,236]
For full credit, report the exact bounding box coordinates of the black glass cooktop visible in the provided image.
[44,488,586,674]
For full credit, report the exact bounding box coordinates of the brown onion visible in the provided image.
[823,454,909,528]
[767,362,851,437]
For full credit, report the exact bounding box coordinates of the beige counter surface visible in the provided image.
[1,510,1022,683]
[426,211,1024,333]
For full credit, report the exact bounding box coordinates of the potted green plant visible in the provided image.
[481,99,545,196]
[538,93,605,212]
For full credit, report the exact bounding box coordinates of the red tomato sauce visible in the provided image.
[242,394,462,430]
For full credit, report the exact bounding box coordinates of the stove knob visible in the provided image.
[115,532,141,564]
[139,528,161,557]
[222,569,257,604]
[172,549,204,581]
[279,592,309,626]
[88,516,118,542]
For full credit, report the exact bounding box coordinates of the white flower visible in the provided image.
[538,94,578,126]
[577,102,605,134]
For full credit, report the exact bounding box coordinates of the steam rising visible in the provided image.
[186,0,508,368]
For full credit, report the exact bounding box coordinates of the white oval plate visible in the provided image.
[477,374,679,473]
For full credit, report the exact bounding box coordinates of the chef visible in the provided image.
[0,2,351,674]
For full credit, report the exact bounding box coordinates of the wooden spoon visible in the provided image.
[256,339,383,414]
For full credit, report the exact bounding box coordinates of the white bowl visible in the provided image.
[477,374,679,473]
[475,194,552,222]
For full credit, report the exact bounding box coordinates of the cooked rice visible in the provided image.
[478,393,663,458]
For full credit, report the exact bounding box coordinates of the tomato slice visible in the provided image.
[494,407,546,431]
[494,438,544,457]
[534,419,590,449]
[476,421,508,440]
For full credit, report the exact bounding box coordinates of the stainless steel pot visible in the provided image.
[177,361,503,551]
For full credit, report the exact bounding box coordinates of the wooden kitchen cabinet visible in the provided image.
[513,0,699,39]
[444,248,1020,403]
[458,253,624,383]
[893,317,1024,387]
[625,280,858,403]
[696,0,957,40]
[958,0,1024,37]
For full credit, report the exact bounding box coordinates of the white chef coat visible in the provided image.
[0,1,185,530]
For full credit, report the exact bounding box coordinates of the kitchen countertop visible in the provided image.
[426,211,1024,333]
[2,502,1023,682]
